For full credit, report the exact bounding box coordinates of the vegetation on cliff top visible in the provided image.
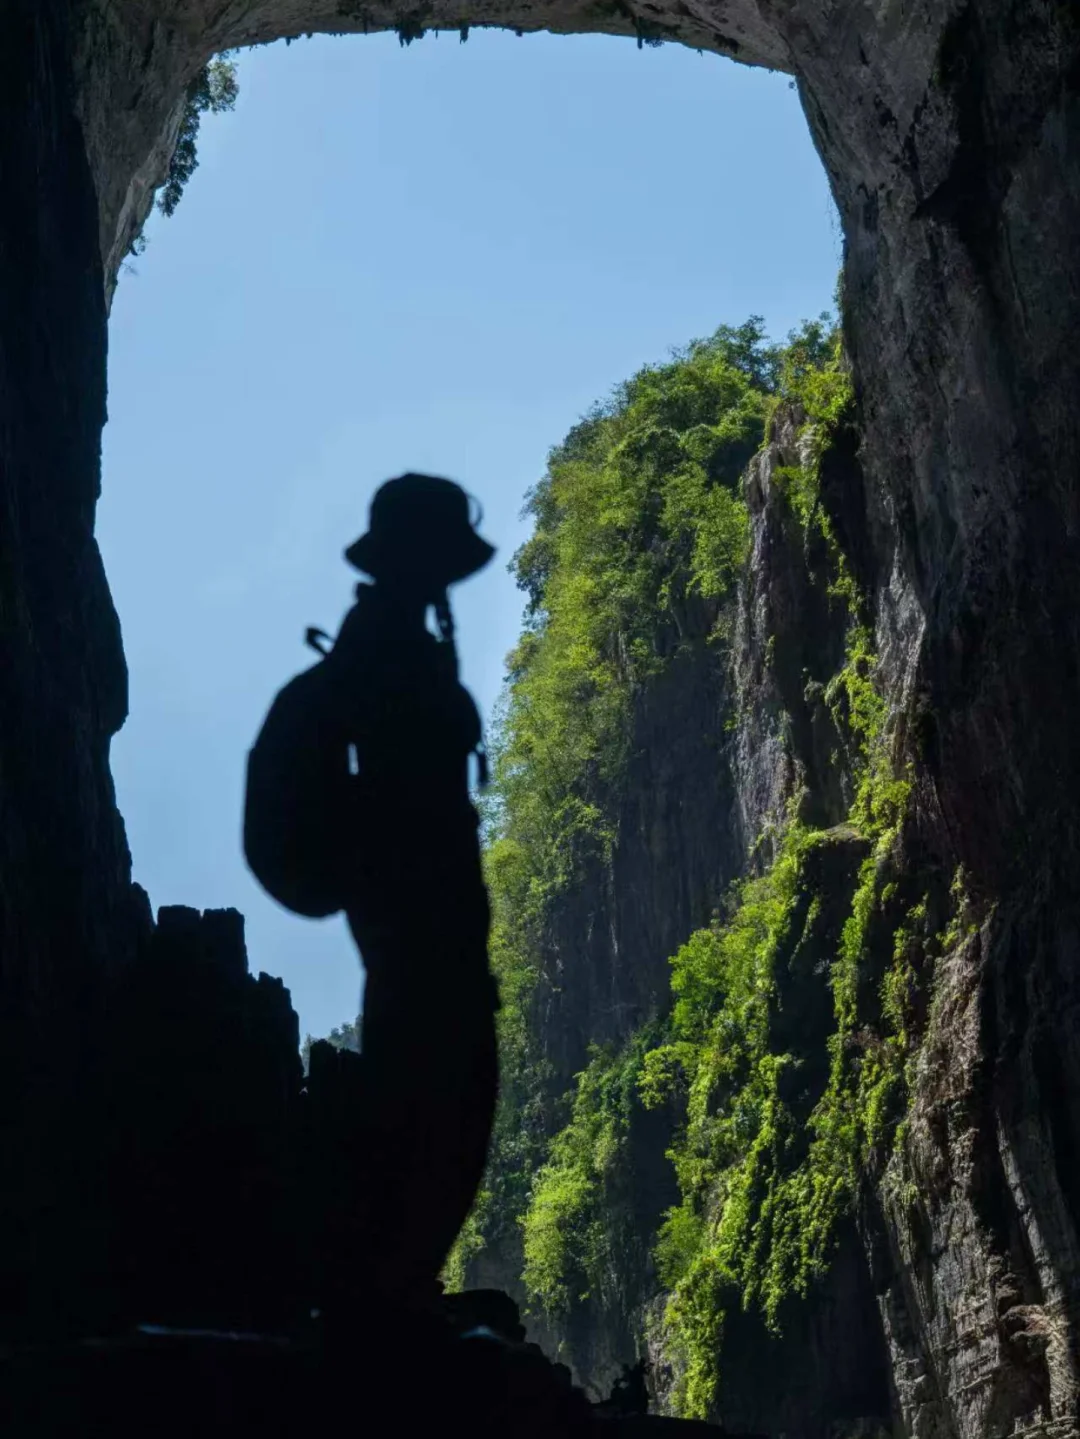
[129,55,239,258]
[497,318,773,865]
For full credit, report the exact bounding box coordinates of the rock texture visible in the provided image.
[1,2,1078,1436]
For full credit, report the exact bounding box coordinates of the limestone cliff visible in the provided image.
[460,384,898,1427]
[462,372,1078,1439]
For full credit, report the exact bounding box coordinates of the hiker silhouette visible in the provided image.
[244,473,499,1311]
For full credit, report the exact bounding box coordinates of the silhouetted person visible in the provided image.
[244,473,499,1314]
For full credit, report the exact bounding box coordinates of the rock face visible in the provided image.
[104,902,307,1331]
[0,3,133,1341]
[470,405,903,1434]
[1,2,1079,1436]
[467,385,1079,1439]
[0,895,741,1439]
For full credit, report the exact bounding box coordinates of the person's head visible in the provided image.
[345,474,495,604]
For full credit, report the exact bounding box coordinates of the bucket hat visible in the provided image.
[344,473,496,587]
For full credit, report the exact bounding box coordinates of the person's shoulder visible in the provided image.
[275,658,330,700]
[335,591,374,640]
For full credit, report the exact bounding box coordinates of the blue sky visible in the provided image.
[99,30,839,1044]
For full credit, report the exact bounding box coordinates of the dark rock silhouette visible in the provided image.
[596,1359,651,1417]
[103,901,306,1334]
[0,457,727,1433]
[0,1309,735,1437]
[0,892,729,1437]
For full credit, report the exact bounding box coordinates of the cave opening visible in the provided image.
[93,26,906,1429]
[98,28,839,1048]
[3,4,1080,1432]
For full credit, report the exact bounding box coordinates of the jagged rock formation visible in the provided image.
[0,3,1079,1436]
[105,901,307,1331]
[0,894,728,1437]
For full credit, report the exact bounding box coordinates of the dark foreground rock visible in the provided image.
[0,901,719,1437]
[0,1302,733,1438]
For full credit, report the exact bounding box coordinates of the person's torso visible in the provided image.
[327,593,482,791]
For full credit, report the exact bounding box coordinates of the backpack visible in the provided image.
[243,641,351,919]
[244,612,488,920]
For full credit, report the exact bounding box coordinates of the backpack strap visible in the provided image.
[305,626,334,656]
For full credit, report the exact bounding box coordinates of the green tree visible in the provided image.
[129,55,239,255]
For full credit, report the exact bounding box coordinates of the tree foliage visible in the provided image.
[129,55,239,256]
[496,319,782,892]
[160,56,240,217]
[520,1027,660,1314]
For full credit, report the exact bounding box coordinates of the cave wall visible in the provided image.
[805,8,1080,1434]
[1,0,1078,1432]
[0,0,135,1338]
[104,899,308,1332]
